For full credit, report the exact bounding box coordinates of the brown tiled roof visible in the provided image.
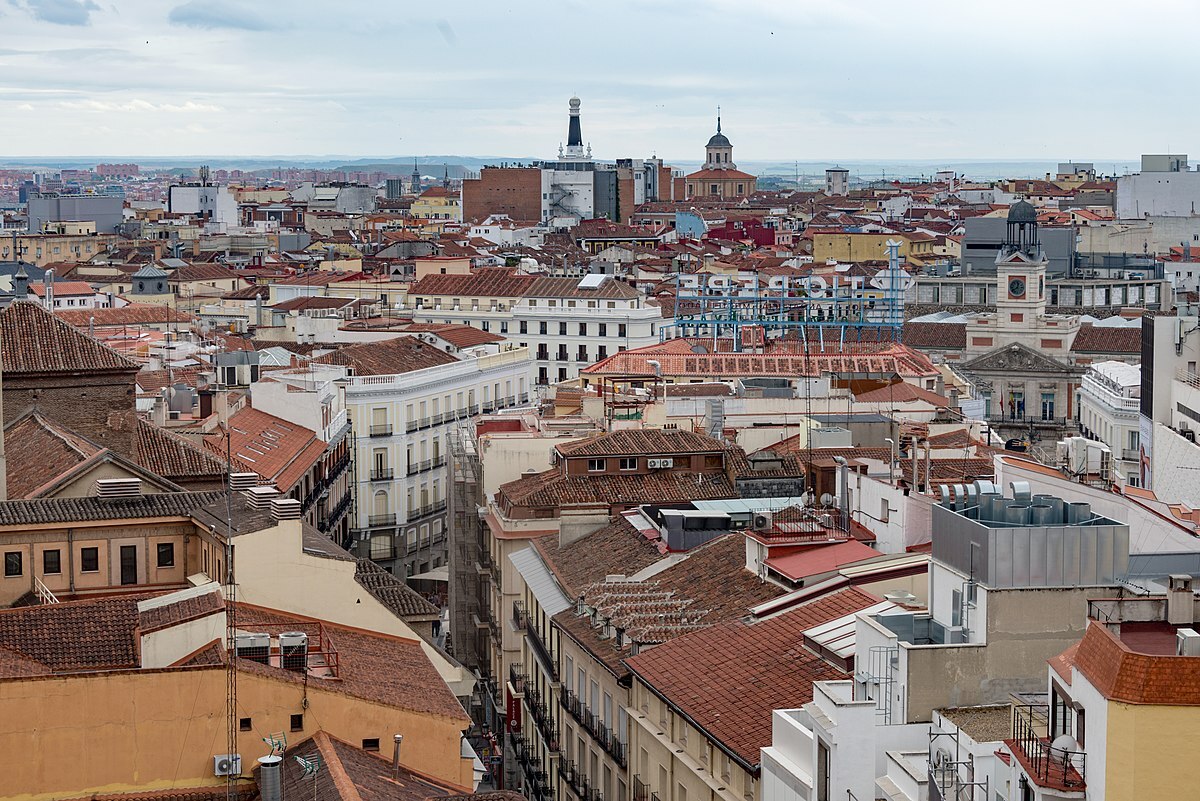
[57,305,195,328]
[0,300,140,374]
[0,595,143,672]
[61,788,256,801]
[3,411,102,499]
[135,419,228,482]
[854,382,949,405]
[663,382,734,397]
[405,322,506,348]
[499,468,736,510]
[1070,324,1141,354]
[409,270,536,298]
[234,604,468,720]
[355,559,440,618]
[206,407,326,492]
[314,335,458,376]
[556,429,726,458]
[270,296,360,312]
[902,322,966,350]
[267,731,477,801]
[169,263,236,282]
[137,589,224,633]
[523,275,640,299]
[534,518,663,596]
[1071,622,1200,704]
[624,588,880,766]
[135,368,204,395]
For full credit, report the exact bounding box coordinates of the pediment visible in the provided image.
[960,342,1070,373]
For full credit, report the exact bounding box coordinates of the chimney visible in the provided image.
[43,268,54,312]
[1168,574,1194,625]
[243,485,280,509]
[270,497,302,521]
[391,734,404,779]
[257,755,282,801]
[229,472,259,492]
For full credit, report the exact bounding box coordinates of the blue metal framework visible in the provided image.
[661,240,909,351]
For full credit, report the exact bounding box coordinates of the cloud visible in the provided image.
[167,0,275,31]
[17,0,100,25]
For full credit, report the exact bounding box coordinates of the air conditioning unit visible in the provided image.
[751,511,774,532]
[234,633,270,664]
[647,458,674,469]
[279,631,309,671]
[213,754,242,777]
[1177,628,1200,656]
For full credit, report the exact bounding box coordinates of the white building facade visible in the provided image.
[1077,360,1141,487]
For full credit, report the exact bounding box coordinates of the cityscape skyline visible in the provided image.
[2,0,1196,160]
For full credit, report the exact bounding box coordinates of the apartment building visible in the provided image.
[314,335,533,579]
[1077,360,1141,487]
[767,480,1128,801]
[407,270,668,384]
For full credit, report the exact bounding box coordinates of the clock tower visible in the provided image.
[995,199,1048,330]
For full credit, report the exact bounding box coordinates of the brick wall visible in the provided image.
[4,371,138,456]
[461,167,542,223]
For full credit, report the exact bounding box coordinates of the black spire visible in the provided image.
[567,96,583,148]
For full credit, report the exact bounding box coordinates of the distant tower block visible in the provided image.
[825,168,849,196]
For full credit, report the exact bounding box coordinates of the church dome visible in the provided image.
[706,132,731,148]
[1007,199,1037,223]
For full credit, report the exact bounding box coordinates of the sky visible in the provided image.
[0,0,1196,163]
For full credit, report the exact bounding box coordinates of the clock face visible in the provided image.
[1008,277,1026,298]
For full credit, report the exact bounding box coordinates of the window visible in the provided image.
[4,552,21,577]
[559,322,568,335]
[598,323,607,337]
[43,549,62,575]
[239,717,252,732]
[156,543,175,568]
[290,714,304,731]
[579,323,588,336]
[81,547,99,572]
[588,458,605,472]
[481,320,490,332]
[519,321,527,334]
[362,738,380,752]
[619,457,637,471]
[539,321,547,335]
[618,324,627,337]
[500,321,508,334]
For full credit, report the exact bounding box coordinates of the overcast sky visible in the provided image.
[0,0,1194,162]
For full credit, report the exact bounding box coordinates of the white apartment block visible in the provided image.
[408,272,670,384]
[312,338,534,579]
[1077,360,1141,487]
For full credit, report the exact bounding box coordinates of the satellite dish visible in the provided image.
[819,492,834,507]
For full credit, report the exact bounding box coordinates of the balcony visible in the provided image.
[526,619,561,684]
[368,513,397,527]
[526,692,560,753]
[369,424,393,437]
[318,493,352,534]
[633,776,650,801]
[562,689,626,767]
[411,500,449,520]
[509,663,528,697]
[369,467,394,481]
[1009,703,1086,792]
[513,600,527,630]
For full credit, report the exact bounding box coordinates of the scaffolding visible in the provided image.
[448,419,485,673]
[662,240,911,350]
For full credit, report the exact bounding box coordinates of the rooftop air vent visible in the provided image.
[243,485,279,509]
[95,478,142,499]
[229,472,259,491]
[270,498,302,521]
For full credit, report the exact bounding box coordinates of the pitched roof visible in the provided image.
[902,321,966,350]
[314,336,459,376]
[409,270,536,298]
[624,588,879,766]
[684,168,757,181]
[355,559,440,618]
[0,491,224,528]
[28,281,96,297]
[555,429,726,458]
[534,518,663,596]
[0,595,143,673]
[499,468,736,511]
[206,407,326,492]
[854,382,949,405]
[57,305,194,328]
[404,322,506,348]
[135,419,228,482]
[1070,621,1200,705]
[0,300,140,374]
[1070,323,1142,355]
[764,540,882,581]
[3,411,102,499]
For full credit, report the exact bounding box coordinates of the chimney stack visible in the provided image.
[391,734,404,779]
[1168,574,1194,625]
[257,755,283,801]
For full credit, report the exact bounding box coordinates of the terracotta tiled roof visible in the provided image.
[902,322,966,350]
[624,588,879,765]
[1071,621,1200,704]
[270,296,360,312]
[169,263,236,282]
[404,322,506,348]
[409,270,536,298]
[1070,324,1142,355]
[137,589,224,633]
[135,419,228,482]
[28,281,96,297]
[3,411,102,499]
[854,382,949,405]
[0,300,140,374]
[234,604,469,720]
[534,518,663,596]
[134,367,203,395]
[764,540,882,581]
[314,335,458,376]
[206,407,326,492]
[556,429,726,458]
[928,428,973,448]
[499,468,736,511]
[355,559,440,618]
[662,382,734,397]
[57,305,194,328]
[0,595,143,672]
[267,731,478,801]
[684,167,757,181]
[523,275,640,299]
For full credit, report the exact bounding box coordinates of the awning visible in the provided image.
[409,566,449,582]
[508,547,571,616]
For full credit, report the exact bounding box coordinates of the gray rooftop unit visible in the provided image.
[932,480,1128,588]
